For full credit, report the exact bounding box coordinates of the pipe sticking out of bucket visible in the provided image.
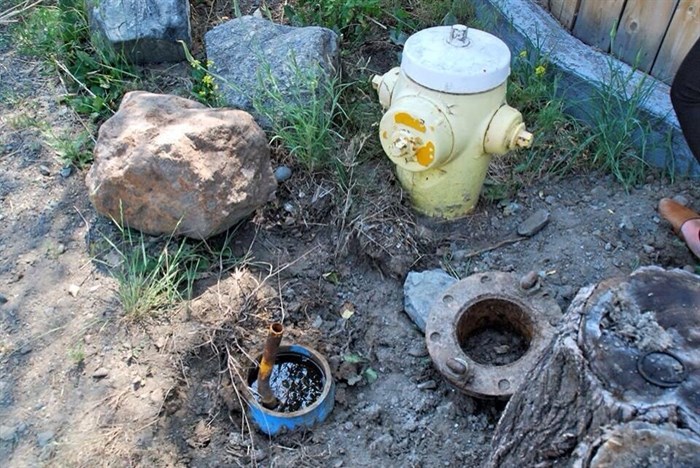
[256,322,284,409]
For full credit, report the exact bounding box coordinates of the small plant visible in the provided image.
[181,44,221,106]
[42,129,94,169]
[68,340,86,365]
[253,56,350,173]
[102,220,203,319]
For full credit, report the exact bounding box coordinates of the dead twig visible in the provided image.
[458,236,528,260]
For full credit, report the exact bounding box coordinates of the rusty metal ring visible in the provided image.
[425,271,561,398]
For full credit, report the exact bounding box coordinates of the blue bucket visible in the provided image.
[244,344,335,436]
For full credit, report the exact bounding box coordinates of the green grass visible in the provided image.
[253,56,351,174]
[102,221,204,319]
[14,0,138,120]
[42,128,94,169]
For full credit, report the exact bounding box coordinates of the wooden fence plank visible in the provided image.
[651,0,700,82]
[572,0,626,51]
[549,0,580,29]
[614,0,678,73]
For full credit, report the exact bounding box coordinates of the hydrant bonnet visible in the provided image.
[402,25,512,93]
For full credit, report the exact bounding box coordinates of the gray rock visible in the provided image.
[404,269,458,332]
[39,165,51,176]
[0,424,16,442]
[519,270,539,290]
[672,194,689,206]
[92,368,109,379]
[86,92,277,239]
[517,209,550,237]
[87,0,191,64]
[274,165,292,183]
[0,294,7,305]
[37,430,54,447]
[205,16,338,125]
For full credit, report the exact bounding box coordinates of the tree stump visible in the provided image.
[487,266,700,467]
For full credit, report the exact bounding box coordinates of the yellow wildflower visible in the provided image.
[202,74,214,86]
[535,65,546,77]
[519,50,527,58]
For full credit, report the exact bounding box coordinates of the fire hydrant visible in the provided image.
[372,24,533,218]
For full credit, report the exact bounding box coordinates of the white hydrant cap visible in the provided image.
[401,25,511,94]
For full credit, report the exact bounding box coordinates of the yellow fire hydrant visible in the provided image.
[372,24,533,218]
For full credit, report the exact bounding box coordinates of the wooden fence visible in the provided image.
[540,0,700,84]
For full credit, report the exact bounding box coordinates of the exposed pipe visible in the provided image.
[256,322,284,409]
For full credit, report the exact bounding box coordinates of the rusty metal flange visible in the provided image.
[425,271,561,398]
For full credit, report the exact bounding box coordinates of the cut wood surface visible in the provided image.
[651,0,700,82]
[572,0,627,51]
[487,267,700,467]
[614,0,678,73]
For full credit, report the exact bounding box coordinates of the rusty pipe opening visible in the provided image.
[256,322,284,409]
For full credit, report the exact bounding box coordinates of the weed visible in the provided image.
[102,220,203,319]
[252,56,350,173]
[285,0,381,40]
[182,44,222,107]
[68,340,85,365]
[42,128,94,169]
[14,0,138,120]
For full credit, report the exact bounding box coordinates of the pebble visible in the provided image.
[59,166,72,178]
[343,421,353,431]
[39,165,51,176]
[672,194,689,206]
[68,284,80,297]
[407,344,429,358]
[517,209,550,237]
[92,368,109,379]
[0,294,7,305]
[502,202,522,216]
[274,166,292,183]
[544,195,556,205]
[0,424,16,442]
[683,265,695,273]
[519,270,538,290]
[19,345,32,355]
[604,242,613,251]
[56,243,66,255]
[417,380,437,390]
[620,215,635,233]
[642,244,655,254]
[37,431,54,448]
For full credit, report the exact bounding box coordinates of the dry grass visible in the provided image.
[0,0,43,25]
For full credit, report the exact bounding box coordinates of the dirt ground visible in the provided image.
[1,7,699,468]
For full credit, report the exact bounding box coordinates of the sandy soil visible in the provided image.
[1,9,699,468]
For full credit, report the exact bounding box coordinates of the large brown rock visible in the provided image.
[86,91,276,239]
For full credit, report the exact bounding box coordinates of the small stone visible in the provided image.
[274,166,292,183]
[494,345,509,355]
[0,424,16,442]
[683,265,695,273]
[37,431,54,448]
[544,195,556,205]
[604,242,613,251]
[517,209,550,237]
[343,421,353,431]
[59,166,73,178]
[417,380,437,390]
[642,244,655,254]
[620,215,635,233]
[68,284,80,297]
[56,243,66,255]
[407,344,429,358]
[503,202,521,216]
[19,345,32,355]
[39,165,51,176]
[93,368,109,378]
[403,270,458,332]
[519,271,538,290]
[672,194,689,206]
[283,202,295,214]
[0,294,7,305]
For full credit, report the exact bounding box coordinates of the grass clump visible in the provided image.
[253,57,350,174]
[103,222,203,319]
[42,128,94,169]
[14,0,137,120]
[285,0,381,40]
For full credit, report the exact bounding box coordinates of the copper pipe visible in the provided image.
[256,322,284,409]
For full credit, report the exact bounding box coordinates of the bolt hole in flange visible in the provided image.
[457,298,533,366]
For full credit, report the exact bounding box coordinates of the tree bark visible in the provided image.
[487,266,700,467]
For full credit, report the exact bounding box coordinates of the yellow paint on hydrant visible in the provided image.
[372,25,533,219]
